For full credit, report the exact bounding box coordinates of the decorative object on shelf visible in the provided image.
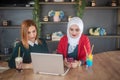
[28,0,34,6]
[52,31,64,41]
[119,0,120,6]
[4,48,9,55]
[119,24,120,27]
[2,20,11,26]
[53,0,64,2]
[91,0,96,7]
[45,33,51,40]
[68,16,72,21]
[111,0,117,7]
[89,27,107,36]
[48,10,64,22]
[43,16,49,22]
[71,0,75,2]
[45,0,49,2]
[75,0,86,18]
[33,0,41,37]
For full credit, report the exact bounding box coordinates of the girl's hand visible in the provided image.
[64,58,72,68]
[71,60,81,68]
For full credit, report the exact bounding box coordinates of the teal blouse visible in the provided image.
[67,45,78,60]
[67,45,84,66]
[8,39,49,68]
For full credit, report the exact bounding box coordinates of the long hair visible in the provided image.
[21,19,41,49]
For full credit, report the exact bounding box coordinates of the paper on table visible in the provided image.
[0,66,9,73]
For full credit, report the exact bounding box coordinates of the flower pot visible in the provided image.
[53,16,61,22]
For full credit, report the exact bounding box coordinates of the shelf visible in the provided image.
[46,40,59,42]
[86,6,120,9]
[0,7,33,10]
[0,6,120,10]
[39,2,120,9]
[0,1,120,53]
[0,54,10,57]
[45,35,120,42]
[88,35,120,38]
[40,21,68,24]
[0,54,10,61]
[39,2,76,4]
[0,25,20,29]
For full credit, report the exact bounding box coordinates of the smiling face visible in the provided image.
[27,26,37,42]
[69,24,80,38]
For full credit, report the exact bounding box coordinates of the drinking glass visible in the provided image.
[15,57,23,72]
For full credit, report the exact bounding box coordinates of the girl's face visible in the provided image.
[69,24,80,38]
[28,26,37,42]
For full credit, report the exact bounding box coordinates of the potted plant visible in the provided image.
[48,10,64,22]
[75,0,86,18]
[33,0,41,37]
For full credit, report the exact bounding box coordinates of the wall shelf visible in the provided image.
[0,54,10,57]
[45,35,120,42]
[0,7,33,10]
[0,0,120,53]
[86,6,120,9]
[39,2,76,5]
[0,25,20,29]
[40,21,68,24]
[88,35,120,38]
[0,6,120,10]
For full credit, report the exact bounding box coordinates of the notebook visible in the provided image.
[31,52,70,76]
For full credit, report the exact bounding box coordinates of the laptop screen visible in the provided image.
[31,53,69,75]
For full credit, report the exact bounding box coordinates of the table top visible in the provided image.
[0,51,120,80]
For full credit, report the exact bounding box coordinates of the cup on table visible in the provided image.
[15,57,23,72]
[67,57,78,68]
[86,59,93,67]
[86,54,93,67]
[4,48,9,55]
[67,57,74,63]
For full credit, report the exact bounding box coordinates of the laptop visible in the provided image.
[31,52,70,76]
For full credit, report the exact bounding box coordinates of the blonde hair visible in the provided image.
[21,19,41,49]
